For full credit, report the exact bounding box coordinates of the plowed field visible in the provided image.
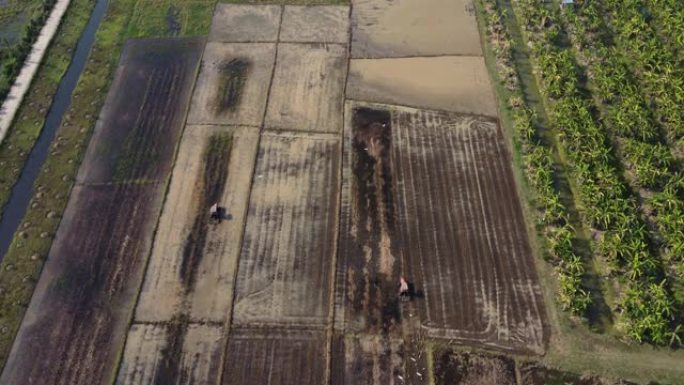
[336,101,547,353]
[0,38,202,385]
[221,328,327,385]
[232,131,340,327]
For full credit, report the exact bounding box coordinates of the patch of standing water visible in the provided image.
[0,0,109,260]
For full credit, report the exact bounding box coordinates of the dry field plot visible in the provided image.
[0,38,202,385]
[187,42,276,127]
[336,102,547,354]
[351,0,482,58]
[232,131,340,327]
[222,328,326,385]
[116,324,224,385]
[265,43,347,133]
[347,56,497,117]
[280,6,349,44]
[208,4,281,43]
[134,125,258,323]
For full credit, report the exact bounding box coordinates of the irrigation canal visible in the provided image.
[0,0,110,260]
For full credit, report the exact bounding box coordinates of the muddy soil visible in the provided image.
[280,6,349,44]
[434,350,517,385]
[134,126,259,323]
[336,106,403,335]
[232,132,340,327]
[215,59,250,114]
[0,38,203,385]
[347,56,497,117]
[331,334,405,385]
[221,328,326,385]
[187,42,275,127]
[77,38,203,184]
[337,102,547,354]
[116,323,223,385]
[0,184,164,385]
[351,0,482,58]
[179,133,232,292]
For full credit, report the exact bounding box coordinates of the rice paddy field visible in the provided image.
[0,0,682,384]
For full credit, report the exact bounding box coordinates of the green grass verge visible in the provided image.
[0,0,219,370]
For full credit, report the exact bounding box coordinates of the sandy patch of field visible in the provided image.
[335,101,547,354]
[221,328,327,385]
[116,323,224,385]
[351,0,482,58]
[265,43,347,133]
[280,5,349,43]
[346,56,497,117]
[209,4,281,43]
[135,125,258,323]
[187,42,276,127]
[232,131,340,327]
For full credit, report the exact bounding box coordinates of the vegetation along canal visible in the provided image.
[0,0,110,260]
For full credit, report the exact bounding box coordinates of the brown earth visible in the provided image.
[336,101,548,354]
[232,131,340,327]
[221,327,327,385]
[434,351,517,385]
[331,334,405,385]
[134,125,259,324]
[0,38,203,385]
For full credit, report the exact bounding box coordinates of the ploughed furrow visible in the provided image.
[391,107,546,353]
[116,323,223,385]
[336,106,402,335]
[221,328,326,385]
[232,131,340,327]
[0,184,162,385]
[0,38,203,385]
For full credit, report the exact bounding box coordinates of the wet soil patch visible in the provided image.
[339,106,402,334]
[215,58,250,114]
[221,328,326,385]
[179,133,232,293]
[331,334,405,385]
[0,183,163,384]
[77,38,203,184]
[153,315,190,385]
[434,350,516,385]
